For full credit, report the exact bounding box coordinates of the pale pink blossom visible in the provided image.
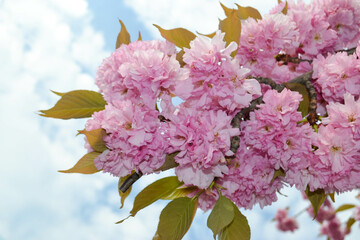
[166,108,239,189]
[237,13,302,83]
[86,100,168,177]
[312,52,360,103]
[95,40,191,107]
[310,125,360,193]
[314,0,360,49]
[323,93,360,138]
[219,146,283,209]
[274,208,299,232]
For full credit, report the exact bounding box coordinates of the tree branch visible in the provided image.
[119,171,143,193]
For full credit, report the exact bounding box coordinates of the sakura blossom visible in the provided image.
[274,208,299,232]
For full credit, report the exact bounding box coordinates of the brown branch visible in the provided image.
[275,54,313,64]
[253,77,285,92]
[335,47,356,55]
[230,96,263,155]
[119,171,143,193]
[288,71,318,125]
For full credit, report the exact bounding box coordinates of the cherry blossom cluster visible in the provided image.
[84,0,360,214]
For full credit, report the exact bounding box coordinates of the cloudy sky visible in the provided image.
[0,0,359,239]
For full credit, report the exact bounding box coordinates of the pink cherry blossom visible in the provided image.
[95,40,191,108]
[166,108,239,189]
[275,208,299,232]
[85,100,169,177]
[219,145,284,209]
[312,52,360,103]
[314,0,360,49]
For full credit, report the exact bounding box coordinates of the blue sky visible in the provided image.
[0,0,359,239]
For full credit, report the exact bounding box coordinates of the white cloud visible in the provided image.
[123,0,280,38]
[0,0,147,239]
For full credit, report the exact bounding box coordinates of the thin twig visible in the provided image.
[119,171,143,193]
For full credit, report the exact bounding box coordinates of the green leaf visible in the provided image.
[196,31,217,38]
[335,204,356,213]
[282,1,288,15]
[220,3,237,17]
[283,82,310,117]
[235,4,262,20]
[59,152,101,174]
[50,90,65,97]
[207,195,235,239]
[156,197,198,240]
[346,218,356,232]
[218,202,250,240]
[271,168,286,185]
[161,186,197,200]
[176,50,186,67]
[137,31,142,41]
[78,128,107,152]
[118,175,132,209]
[130,176,183,217]
[153,24,196,49]
[329,192,335,202]
[155,151,180,171]
[219,11,241,51]
[39,90,106,119]
[305,186,326,218]
[116,20,131,49]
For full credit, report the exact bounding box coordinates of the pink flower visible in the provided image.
[182,31,261,114]
[183,30,237,78]
[323,93,360,138]
[354,206,360,221]
[240,89,315,190]
[95,40,191,108]
[166,108,239,189]
[320,218,346,240]
[312,52,360,103]
[86,100,169,177]
[218,146,284,209]
[309,125,360,193]
[275,208,299,232]
[314,0,360,49]
[237,13,301,83]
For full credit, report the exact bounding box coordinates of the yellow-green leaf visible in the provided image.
[50,90,65,97]
[283,82,310,117]
[218,202,250,240]
[196,31,217,38]
[153,24,196,49]
[116,19,131,49]
[219,12,241,50]
[118,175,132,209]
[130,176,183,217]
[156,197,198,240]
[271,168,286,185]
[176,50,186,67]
[207,195,235,239]
[282,1,288,15]
[235,4,262,20]
[305,186,326,218]
[156,151,180,171]
[346,218,356,232]
[39,90,106,119]
[59,152,101,174]
[78,128,107,152]
[329,192,336,202]
[137,31,142,41]
[161,186,197,200]
[335,204,356,213]
[220,3,237,17]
